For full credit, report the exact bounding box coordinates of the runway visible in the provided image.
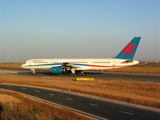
[0,84,160,120]
[0,67,160,83]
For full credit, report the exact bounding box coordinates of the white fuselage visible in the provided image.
[21,58,139,71]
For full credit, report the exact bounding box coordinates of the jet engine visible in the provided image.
[51,67,63,74]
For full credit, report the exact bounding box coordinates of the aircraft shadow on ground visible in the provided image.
[17,72,61,76]
[41,71,104,76]
[84,71,104,75]
[17,72,33,75]
[17,71,104,76]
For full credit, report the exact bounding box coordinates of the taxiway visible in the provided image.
[0,67,160,83]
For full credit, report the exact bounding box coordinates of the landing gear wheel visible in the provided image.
[32,73,36,75]
[81,73,85,76]
[80,72,85,76]
[71,74,76,76]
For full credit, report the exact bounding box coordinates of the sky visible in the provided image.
[0,0,160,62]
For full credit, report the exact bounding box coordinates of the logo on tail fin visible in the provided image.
[122,42,135,56]
[115,37,141,60]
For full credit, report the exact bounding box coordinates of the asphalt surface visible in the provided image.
[0,84,160,120]
[0,67,160,83]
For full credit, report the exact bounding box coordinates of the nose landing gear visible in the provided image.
[31,69,36,75]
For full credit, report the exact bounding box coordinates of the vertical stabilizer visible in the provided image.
[115,37,141,60]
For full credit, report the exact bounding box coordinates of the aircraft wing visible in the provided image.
[62,62,80,69]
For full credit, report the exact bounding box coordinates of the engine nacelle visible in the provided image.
[51,67,62,74]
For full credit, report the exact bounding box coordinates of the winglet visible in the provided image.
[114,37,141,60]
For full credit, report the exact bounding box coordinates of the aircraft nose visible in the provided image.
[21,64,25,68]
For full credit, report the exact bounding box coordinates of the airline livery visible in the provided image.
[21,37,141,76]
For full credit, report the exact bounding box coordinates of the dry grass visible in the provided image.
[0,89,92,120]
[0,94,21,104]
[0,76,160,108]
[138,62,160,66]
[105,66,160,74]
[0,63,22,68]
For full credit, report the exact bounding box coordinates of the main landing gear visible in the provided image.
[79,71,85,76]
[70,69,76,76]
[70,69,85,76]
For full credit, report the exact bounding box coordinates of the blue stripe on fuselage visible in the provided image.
[71,63,88,66]
[24,63,63,67]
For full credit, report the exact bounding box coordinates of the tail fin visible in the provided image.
[115,37,141,60]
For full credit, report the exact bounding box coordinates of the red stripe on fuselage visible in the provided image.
[88,65,113,67]
[88,65,127,67]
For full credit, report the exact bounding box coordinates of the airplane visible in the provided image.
[21,37,141,76]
